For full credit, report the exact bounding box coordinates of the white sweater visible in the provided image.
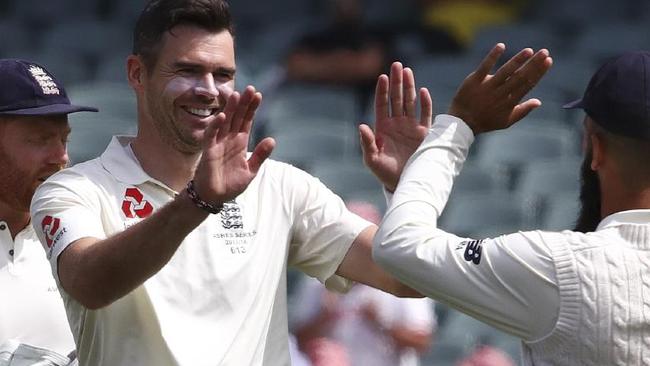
[374,115,650,365]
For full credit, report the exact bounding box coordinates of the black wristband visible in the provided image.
[185,180,222,214]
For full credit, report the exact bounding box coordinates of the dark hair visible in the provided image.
[133,0,234,70]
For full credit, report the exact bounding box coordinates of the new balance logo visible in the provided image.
[463,240,483,265]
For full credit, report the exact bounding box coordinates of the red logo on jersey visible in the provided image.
[121,188,154,218]
[41,216,61,248]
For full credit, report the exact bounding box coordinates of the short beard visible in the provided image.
[0,146,32,212]
[574,151,602,233]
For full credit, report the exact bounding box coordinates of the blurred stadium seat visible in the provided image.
[439,191,536,239]
[66,82,137,163]
[269,124,356,171]
[309,160,380,198]
[267,84,359,123]
[470,23,559,59]
[41,21,131,73]
[0,19,34,58]
[541,192,581,231]
[476,123,579,167]
[572,23,650,65]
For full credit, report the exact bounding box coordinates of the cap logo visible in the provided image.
[28,65,60,95]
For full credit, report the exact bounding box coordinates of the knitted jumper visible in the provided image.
[523,223,650,365]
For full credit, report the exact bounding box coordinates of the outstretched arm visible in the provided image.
[41,87,274,309]
[372,45,558,340]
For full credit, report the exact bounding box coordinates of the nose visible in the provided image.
[48,139,69,167]
[194,74,219,100]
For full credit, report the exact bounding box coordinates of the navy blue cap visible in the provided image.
[563,51,650,140]
[0,59,98,116]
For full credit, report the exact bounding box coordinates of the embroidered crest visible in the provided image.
[220,201,243,230]
[121,188,154,218]
[28,65,60,95]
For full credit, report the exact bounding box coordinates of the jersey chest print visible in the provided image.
[121,187,154,219]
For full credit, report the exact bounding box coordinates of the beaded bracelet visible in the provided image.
[185,180,222,214]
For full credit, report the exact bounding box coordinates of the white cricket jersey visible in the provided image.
[374,115,650,365]
[0,221,75,356]
[30,136,371,366]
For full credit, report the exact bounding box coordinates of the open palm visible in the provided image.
[194,86,274,205]
[360,62,433,192]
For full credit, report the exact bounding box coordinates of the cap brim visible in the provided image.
[0,104,98,116]
[562,98,584,109]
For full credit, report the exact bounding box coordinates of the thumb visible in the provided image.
[248,137,275,175]
[359,124,378,161]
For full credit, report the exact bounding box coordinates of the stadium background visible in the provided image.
[1,0,649,364]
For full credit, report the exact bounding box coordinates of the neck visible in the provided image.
[600,183,650,219]
[131,128,201,193]
[0,200,30,240]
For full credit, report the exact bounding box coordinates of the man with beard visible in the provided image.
[29,0,551,365]
[0,59,97,364]
[374,50,650,365]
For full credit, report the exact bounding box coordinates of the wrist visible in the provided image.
[447,105,479,135]
[185,180,223,214]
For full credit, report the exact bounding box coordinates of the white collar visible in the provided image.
[99,136,172,192]
[596,209,650,230]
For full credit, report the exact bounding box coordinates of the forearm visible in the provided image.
[337,226,423,298]
[59,190,209,309]
[373,115,473,274]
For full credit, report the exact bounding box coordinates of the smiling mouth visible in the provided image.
[184,107,217,118]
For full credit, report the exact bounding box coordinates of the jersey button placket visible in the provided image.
[0,221,15,271]
[0,222,10,257]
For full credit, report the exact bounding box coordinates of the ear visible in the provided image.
[589,131,606,171]
[127,55,145,91]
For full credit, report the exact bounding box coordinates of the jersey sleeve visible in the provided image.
[374,115,560,341]
[282,164,373,293]
[30,169,106,283]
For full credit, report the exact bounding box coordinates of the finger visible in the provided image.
[491,47,534,85]
[248,137,275,175]
[390,62,404,116]
[203,113,224,148]
[508,98,542,124]
[419,87,433,128]
[217,92,240,141]
[403,67,417,118]
[359,124,379,165]
[375,74,389,121]
[230,86,255,133]
[502,51,553,103]
[473,43,506,81]
[241,91,263,134]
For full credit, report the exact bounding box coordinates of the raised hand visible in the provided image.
[360,62,433,192]
[193,86,275,206]
[448,43,553,134]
